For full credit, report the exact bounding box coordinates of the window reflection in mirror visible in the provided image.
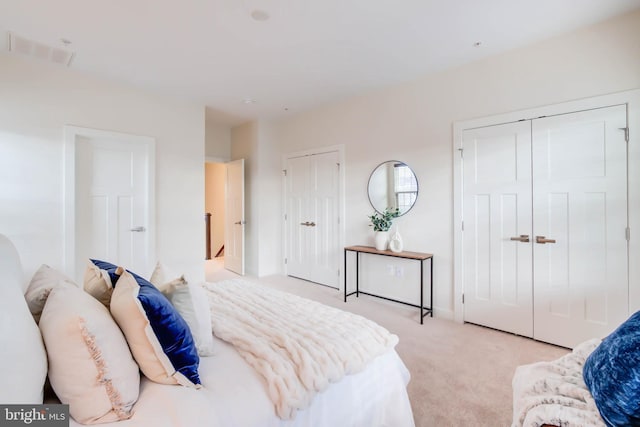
[367,161,418,216]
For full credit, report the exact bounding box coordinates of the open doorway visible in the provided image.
[204,160,245,282]
[204,161,226,280]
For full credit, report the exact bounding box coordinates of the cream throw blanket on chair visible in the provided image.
[203,279,399,419]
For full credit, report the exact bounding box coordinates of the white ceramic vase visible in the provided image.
[389,229,404,253]
[374,231,389,251]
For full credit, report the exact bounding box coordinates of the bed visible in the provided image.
[0,233,414,427]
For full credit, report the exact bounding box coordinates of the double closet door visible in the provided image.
[462,105,628,348]
[285,150,340,288]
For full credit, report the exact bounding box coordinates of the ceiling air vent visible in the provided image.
[7,32,74,67]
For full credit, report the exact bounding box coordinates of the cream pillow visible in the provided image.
[25,264,77,323]
[39,286,140,424]
[83,260,115,307]
[150,262,215,356]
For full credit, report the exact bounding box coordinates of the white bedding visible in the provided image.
[69,335,414,427]
[204,279,399,419]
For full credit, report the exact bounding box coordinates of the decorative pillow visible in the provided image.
[39,286,140,424]
[83,260,117,307]
[24,264,78,323]
[0,234,48,404]
[150,262,215,356]
[583,311,640,426]
[110,269,201,388]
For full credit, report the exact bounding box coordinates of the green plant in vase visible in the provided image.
[368,207,399,250]
[368,207,400,232]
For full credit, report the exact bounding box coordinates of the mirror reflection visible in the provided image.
[367,161,418,216]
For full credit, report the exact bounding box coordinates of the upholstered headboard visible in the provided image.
[0,234,48,403]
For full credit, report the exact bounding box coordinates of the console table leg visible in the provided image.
[420,260,424,325]
[356,252,359,298]
[343,249,347,303]
[430,257,434,318]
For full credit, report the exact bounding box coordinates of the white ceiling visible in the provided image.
[2,0,640,126]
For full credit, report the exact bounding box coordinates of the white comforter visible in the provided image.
[203,279,400,420]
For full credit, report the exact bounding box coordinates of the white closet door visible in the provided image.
[462,121,533,336]
[286,155,312,281]
[308,151,340,287]
[285,151,340,288]
[532,105,628,348]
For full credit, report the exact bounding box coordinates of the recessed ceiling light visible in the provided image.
[243,98,256,104]
[250,9,270,21]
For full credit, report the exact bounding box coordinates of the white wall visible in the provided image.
[205,118,231,161]
[263,9,640,317]
[0,52,206,283]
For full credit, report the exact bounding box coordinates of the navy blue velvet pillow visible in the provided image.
[583,311,640,427]
[94,259,201,388]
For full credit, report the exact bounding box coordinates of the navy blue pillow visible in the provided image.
[93,259,201,387]
[583,311,640,427]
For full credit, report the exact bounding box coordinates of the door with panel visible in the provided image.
[462,121,534,337]
[225,159,245,275]
[285,151,340,288]
[462,105,629,348]
[532,105,628,348]
[75,135,151,281]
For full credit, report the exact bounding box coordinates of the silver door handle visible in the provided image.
[300,221,317,227]
[130,226,146,232]
[234,221,245,225]
[535,235,556,244]
[509,235,529,242]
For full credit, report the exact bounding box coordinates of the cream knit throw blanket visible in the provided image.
[512,338,605,427]
[203,279,399,419]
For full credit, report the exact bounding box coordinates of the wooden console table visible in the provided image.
[344,245,433,324]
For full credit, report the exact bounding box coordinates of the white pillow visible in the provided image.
[0,234,48,404]
[39,286,140,424]
[150,262,215,356]
[24,264,78,323]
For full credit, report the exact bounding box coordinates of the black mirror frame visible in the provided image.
[367,160,419,217]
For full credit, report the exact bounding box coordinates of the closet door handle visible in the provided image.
[308,222,316,227]
[130,226,146,232]
[509,235,529,242]
[535,236,556,244]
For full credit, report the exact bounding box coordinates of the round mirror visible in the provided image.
[367,161,418,216]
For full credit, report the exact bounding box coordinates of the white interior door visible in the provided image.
[225,159,245,275]
[462,121,533,336]
[286,155,311,281]
[532,105,628,347]
[74,133,152,281]
[285,151,340,288]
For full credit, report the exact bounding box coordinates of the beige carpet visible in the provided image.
[205,264,568,427]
